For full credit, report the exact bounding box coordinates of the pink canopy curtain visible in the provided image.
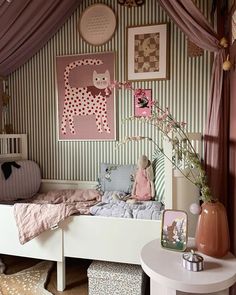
[0,0,82,133]
[157,0,233,291]
[0,0,82,77]
[229,29,236,295]
[157,0,228,202]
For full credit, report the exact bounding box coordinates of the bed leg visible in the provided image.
[57,258,66,291]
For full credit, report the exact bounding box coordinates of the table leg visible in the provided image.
[57,258,65,291]
[187,291,229,295]
[151,279,177,295]
[150,279,229,295]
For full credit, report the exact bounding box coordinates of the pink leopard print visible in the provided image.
[61,58,111,135]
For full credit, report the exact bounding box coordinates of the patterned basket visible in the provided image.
[87,261,146,295]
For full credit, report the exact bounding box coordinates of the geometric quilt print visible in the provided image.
[134,33,159,73]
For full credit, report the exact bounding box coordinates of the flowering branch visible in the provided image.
[110,81,213,203]
[117,135,198,187]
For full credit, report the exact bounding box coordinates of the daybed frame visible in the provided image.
[0,133,201,291]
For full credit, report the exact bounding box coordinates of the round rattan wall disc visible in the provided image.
[79,4,116,46]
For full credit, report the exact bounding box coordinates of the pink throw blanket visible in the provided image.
[14,189,101,244]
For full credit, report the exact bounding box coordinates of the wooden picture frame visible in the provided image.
[56,52,116,141]
[127,23,169,81]
[134,89,152,117]
[161,209,188,251]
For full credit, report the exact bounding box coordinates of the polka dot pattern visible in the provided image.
[61,58,111,135]
[87,261,146,295]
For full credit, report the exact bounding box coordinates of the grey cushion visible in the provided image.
[0,160,41,201]
[99,163,136,193]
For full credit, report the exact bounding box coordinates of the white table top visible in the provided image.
[140,239,236,294]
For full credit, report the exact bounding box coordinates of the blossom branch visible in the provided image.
[110,80,212,202]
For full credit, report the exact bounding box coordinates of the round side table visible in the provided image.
[140,239,236,295]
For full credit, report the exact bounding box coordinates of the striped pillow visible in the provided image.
[152,150,165,202]
[0,160,41,201]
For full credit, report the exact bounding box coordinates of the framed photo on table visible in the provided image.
[127,23,169,81]
[161,209,188,251]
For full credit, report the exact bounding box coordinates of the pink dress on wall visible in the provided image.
[133,168,152,201]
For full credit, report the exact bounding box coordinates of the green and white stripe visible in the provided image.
[7,0,211,181]
[152,149,165,202]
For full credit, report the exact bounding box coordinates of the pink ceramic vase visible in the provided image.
[195,201,230,258]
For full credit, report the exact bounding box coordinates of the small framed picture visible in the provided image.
[134,89,152,117]
[127,23,169,81]
[161,209,188,251]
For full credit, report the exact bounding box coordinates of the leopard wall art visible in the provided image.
[61,58,112,135]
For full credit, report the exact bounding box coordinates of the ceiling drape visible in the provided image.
[157,0,229,203]
[0,0,82,77]
[158,0,220,51]
[0,0,82,132]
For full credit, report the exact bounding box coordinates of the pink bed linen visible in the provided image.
[13,189,101,244]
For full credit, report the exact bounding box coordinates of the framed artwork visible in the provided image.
[134,89,152,117]
[161,209,188,251]
[56,52,116,141]
[127,23,169,81]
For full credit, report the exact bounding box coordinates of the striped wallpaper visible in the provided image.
[7,0,211,181]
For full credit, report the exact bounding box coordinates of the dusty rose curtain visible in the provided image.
[0,0,82,77]
[229,41,236,295]
[157,0,227,202]
[0,0,82,134]
[157,0,233,292]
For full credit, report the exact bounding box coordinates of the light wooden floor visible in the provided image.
[2,255,150,294]
[2,255,90,294]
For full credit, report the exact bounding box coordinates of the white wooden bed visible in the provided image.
[0,133,201,291]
